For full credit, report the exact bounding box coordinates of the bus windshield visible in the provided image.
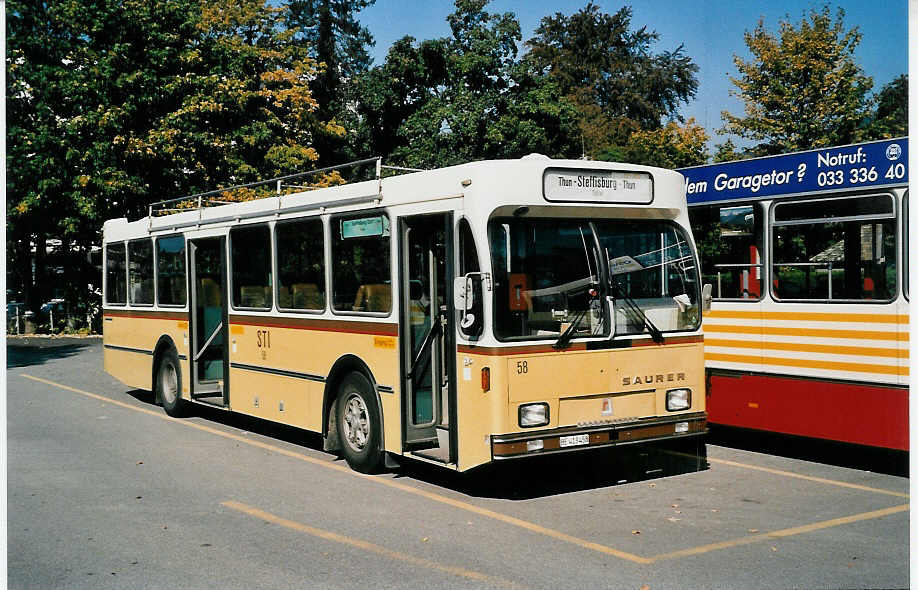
[490,218,699,340]
[595,220,700,336]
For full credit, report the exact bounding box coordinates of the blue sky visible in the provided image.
[357,0,908,150]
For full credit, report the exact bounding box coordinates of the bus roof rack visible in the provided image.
[147,157,425,219]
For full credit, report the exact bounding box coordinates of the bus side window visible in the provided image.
[276,217,325,311]
[231,224,273,310]
[128,239,155,305]
[688,203,763,300]
[332,213,391,314]
[105,242,127,305]
[156,235,186,306]
[772,194,897,302]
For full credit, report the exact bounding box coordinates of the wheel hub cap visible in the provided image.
[161,363,177,404]
[342,394,370,452]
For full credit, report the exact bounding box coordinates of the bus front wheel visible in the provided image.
[336,372,383,473]
[157,348,186,418]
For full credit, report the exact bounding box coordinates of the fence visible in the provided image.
[7,302,101,335]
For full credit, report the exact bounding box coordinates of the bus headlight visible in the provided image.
[519,403,549,428]
[666,388,691,411]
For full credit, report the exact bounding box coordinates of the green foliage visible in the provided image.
[860,74,908,140]
[353,0,580,168]
[7,0,334,310]
[712,139,742,163]
[599,118,709,168]
[721,4,873,154]
[350,36,445,163]
[167,1,336,190]
[287,0,375,81]
[8,0,332,224]
[286,0,376,164]
[525,3,699,156]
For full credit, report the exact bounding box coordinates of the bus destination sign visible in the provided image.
[340,215,390,239]
[543,168,653,204]
[677,137,908,204]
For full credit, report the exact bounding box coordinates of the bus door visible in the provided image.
[189,237,229,407]
[399,213,457,463]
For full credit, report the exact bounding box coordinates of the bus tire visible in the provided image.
[336,372,383,473]
[156,347,186,418]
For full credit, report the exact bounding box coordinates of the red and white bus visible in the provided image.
[680,138,908,451]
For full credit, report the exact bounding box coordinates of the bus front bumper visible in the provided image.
[491,412,707,460]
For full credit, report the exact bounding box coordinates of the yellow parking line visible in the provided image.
[19,374,649,565]
[648,504,909,562]
[222,500,525,589]
[708,457,909,498]
[377,479,653,564]
[22,374,178,419]
[21,373,907,567]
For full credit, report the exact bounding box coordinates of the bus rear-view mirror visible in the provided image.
[453,276,473,311]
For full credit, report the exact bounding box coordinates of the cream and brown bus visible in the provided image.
[102,156,706,473]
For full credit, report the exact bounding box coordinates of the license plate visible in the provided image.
[559,434,590,448]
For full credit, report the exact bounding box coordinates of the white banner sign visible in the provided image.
[543,168,653,204]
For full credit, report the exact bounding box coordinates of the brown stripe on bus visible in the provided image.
[103,309,189,321]
[458,334,702,356]
[457,343,588,356]
[630,335,704,347]
[227,314,399,337]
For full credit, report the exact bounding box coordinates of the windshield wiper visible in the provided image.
[552,282,601,350]
[609,281,664,344]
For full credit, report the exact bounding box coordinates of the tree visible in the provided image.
[152,0,336,197]
[861,74,908,140]
[712,139,742,163]
[348,36,445,163]
[5,0,192,309]
[6,0,334,312]
[600,118,709,168]
[287,0,375,107]
[721,5,872,154]
[353,0,580,168]
[6,0,79,308]
[525,3,699,156]
[286,0,376,164]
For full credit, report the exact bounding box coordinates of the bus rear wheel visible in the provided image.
[157,348,186,418]
[336,372,383,473]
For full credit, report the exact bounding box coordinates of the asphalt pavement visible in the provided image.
[7,337,909,589]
